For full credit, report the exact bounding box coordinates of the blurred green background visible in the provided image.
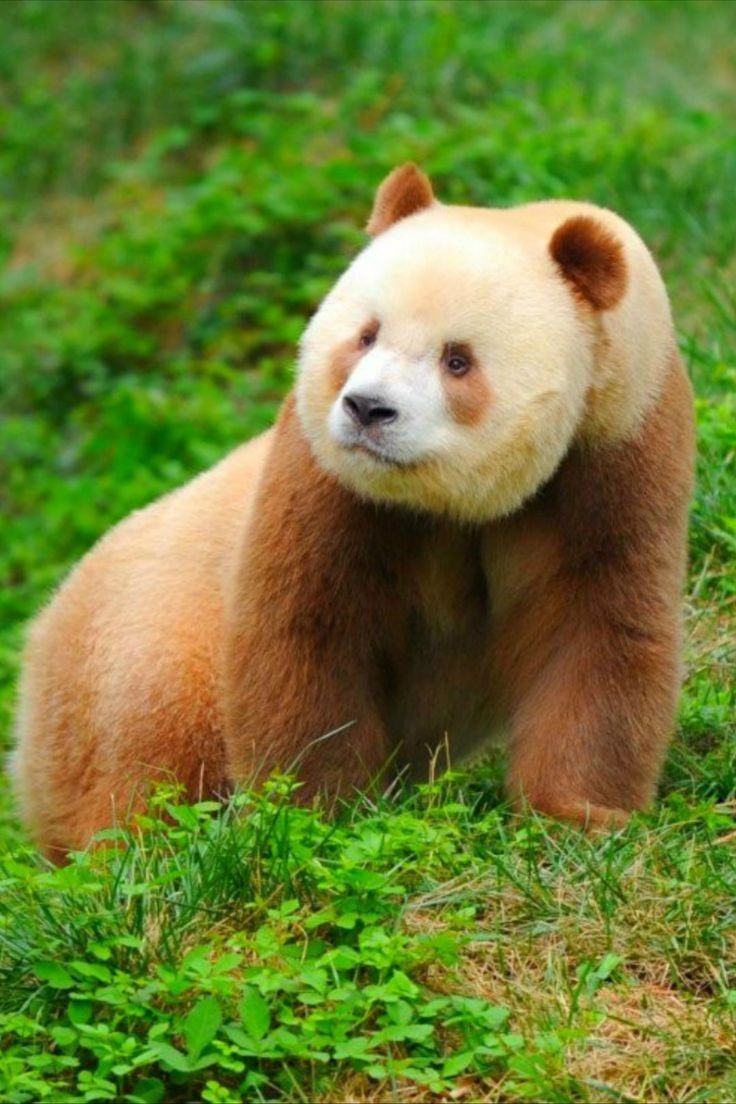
[1,0,734,836]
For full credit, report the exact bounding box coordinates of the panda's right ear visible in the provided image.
[366,164,436,236]
[549,215,627,311]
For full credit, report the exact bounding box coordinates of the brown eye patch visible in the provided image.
[441,343,492,426]
[328,322,380,395]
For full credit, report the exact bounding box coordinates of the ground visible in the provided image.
[0,2,734,1101]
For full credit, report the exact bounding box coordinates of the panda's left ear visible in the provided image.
[549,215,627,311]
[366,163,436,236]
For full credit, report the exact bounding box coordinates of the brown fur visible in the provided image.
[366,163,435,236]
[220,356,693,825]
[489,352,694,826]
[223,396,399,800]
[550,215,628,311]
[18,351,692,855]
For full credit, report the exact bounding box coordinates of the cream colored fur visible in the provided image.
[13,433,272,851]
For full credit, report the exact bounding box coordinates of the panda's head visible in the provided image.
[296,165,669,522]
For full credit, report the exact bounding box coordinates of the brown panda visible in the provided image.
[12,165,695,859]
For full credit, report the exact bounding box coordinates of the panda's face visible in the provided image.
[296,206,596,522]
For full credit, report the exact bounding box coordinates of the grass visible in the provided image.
[2,781,734,1103]
[0,1,734,1100]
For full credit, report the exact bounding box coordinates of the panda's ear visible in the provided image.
[549,215,627,311]
[366,163,436,236]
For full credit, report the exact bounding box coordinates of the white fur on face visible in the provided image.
[295,201,670,522]
[327,344,449,466]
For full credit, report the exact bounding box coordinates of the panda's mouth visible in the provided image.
[340,423,428,468]
[348,439,404,465]
[329,410,422,469]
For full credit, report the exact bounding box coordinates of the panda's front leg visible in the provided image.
[502,607,683,830]
[491,360,694,829]
[222,397,394,802]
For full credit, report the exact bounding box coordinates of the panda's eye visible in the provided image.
[448,354,470,375]
[444,344,473,377]
[359,326,378,349]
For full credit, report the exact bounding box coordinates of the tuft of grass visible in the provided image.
[1,1,734,1101]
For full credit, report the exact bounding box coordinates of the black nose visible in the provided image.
[343,392,398,428]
